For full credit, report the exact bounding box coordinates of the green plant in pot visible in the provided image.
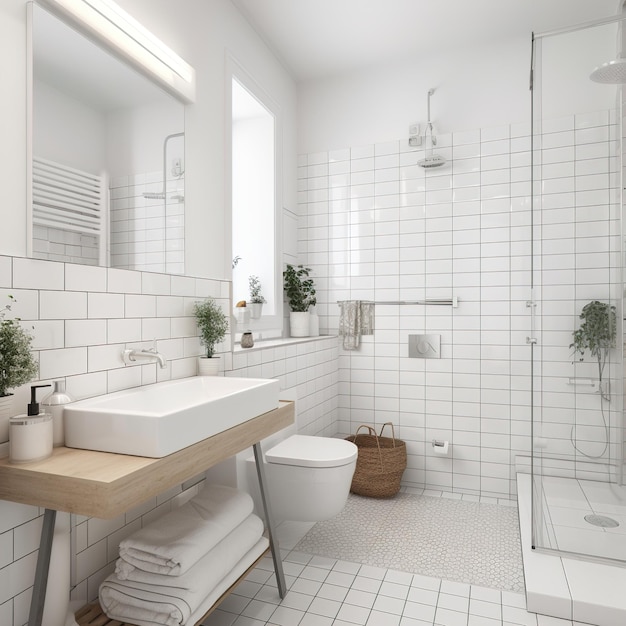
[570,300,616,397]
[0,296,39,443]
[283,264,316,337]
[569,299,616,458]
[193,297,229,376]
[248,275,266,320]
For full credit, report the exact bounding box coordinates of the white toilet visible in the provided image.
[247,435,358,522]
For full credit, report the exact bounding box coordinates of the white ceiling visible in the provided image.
[231,0,621,82]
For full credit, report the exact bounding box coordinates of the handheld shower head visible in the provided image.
[418,89,446,169]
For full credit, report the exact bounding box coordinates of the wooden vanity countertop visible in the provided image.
[0,400,294,518]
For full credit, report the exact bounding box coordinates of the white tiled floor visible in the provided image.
[202,550,593,626]
[201,493,595,626]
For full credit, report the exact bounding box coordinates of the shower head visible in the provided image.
[590,58,626,83]
[418,154,446,169]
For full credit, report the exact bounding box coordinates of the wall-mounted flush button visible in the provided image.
[408,334,440,359]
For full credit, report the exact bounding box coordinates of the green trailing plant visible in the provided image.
[193,297,229,358]
[283,264,316,312]
[570,300,616,388]
[569,300,616,460]
[248,275,266,304]
[0,295,39,398]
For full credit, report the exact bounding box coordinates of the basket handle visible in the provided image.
[353,424,384,471]
[354,424,376,440]
[378,422,397,447]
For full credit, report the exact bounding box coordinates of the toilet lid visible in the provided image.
[266,435,358,468]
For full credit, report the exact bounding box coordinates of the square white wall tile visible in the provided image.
[65,319,107,348]
[13,258,64,291]
[0,256,12,287]
[108,268,142,294]
[65,264,106,292]
[40,347,87,379]
[40,291,87,320]
[87,293,124,319]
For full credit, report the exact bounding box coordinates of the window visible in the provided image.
[226,57,283,340]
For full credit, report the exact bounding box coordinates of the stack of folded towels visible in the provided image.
[99,484,268,626]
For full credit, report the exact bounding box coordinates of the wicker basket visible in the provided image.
[345,423,407,498]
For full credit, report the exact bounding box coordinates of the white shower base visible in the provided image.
[538,474,626,561]
[517,473,626,625]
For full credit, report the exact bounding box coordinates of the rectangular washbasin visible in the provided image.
[64,376,280,457]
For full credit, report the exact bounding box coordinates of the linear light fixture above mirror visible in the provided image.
[36,0,196,103]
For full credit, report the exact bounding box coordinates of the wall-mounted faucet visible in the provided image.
[123,345,167,369]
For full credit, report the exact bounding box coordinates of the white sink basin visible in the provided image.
[64,376,280,457]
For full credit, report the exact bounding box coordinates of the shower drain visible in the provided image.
[584,514,619,528]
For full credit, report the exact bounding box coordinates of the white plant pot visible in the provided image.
[197,356,220,376]
[0,394,14,444]
[290,311,310,337]
[249,302,263,319]
[234,308,251,324]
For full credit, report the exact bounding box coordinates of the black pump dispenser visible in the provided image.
[28,384,51,416]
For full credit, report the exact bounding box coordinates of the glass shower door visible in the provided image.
[531,18,625,562]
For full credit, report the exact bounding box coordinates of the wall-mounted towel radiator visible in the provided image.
[32,157,108,266]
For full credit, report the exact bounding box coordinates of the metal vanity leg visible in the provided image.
[253,442,287,598]
[28,508,56,626]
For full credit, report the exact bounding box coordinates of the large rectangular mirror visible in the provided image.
[29,1,186,274]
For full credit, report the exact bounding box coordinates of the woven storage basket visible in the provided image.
[345,422,407,498]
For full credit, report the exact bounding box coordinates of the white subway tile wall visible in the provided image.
[109,171,185,275]
[0,255,338,624]
[32,225,99,266]
[298,111,620,500]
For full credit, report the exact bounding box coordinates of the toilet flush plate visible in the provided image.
[408,334,441,359]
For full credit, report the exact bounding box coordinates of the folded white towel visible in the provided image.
[101,516,265,626]
[118,484,253,576]
[115,514,263,585]
[186,537,268,626]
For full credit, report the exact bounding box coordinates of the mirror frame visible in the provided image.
[26,0,192,270]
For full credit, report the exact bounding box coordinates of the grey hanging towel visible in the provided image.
[338,300,374,350]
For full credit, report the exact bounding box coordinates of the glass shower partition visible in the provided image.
[531,17,624,563]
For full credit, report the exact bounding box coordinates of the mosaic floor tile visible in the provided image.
[294,492,524,592]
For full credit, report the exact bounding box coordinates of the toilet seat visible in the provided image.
[265,435,357,468]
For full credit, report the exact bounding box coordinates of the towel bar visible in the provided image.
[337,297,458,307]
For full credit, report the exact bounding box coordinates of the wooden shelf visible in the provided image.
[75,549,269,626]
[0,401,294,518]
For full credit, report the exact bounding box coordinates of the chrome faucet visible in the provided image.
[122,345,167,369]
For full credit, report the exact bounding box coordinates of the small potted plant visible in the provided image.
[193,297,229,376]
[248,275,266,320]
[283,264,316,337]
[0,296,39,443]
[570,299,616,401]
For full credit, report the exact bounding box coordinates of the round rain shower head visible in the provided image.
[590,58,626,84]
[418,154,446,169]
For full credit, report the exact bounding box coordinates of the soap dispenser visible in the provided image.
[41,380,74,447]
[9,384,52,463]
